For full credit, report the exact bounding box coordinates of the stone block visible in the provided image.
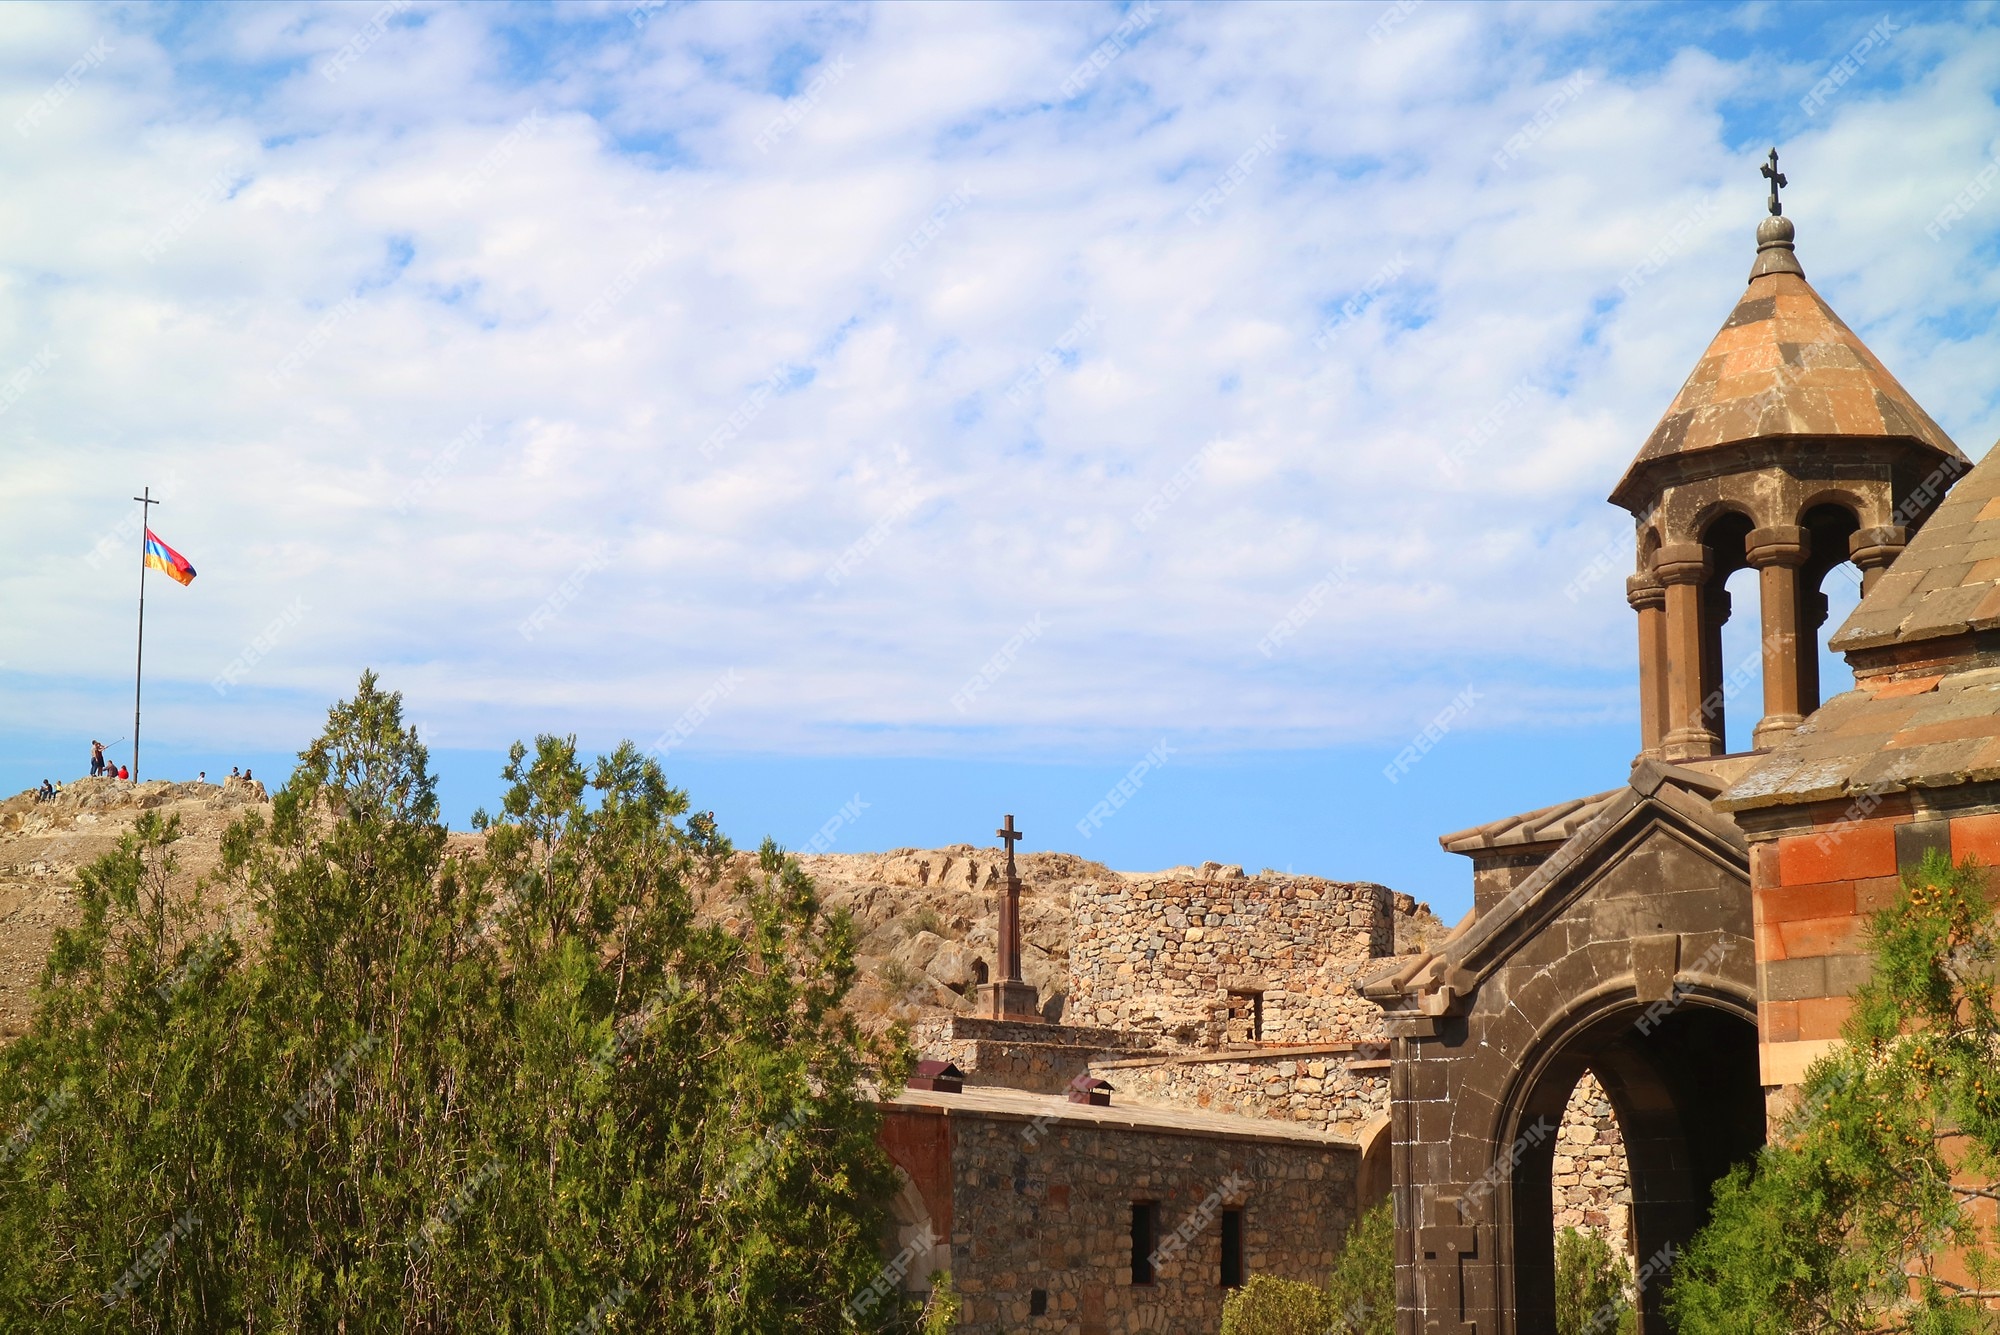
[1822,952,1875,997]
[1761,999,1800,1043]
[1778,823,1896,884]
[1796,995,1853,1042]
[1777,914,1866,959]
[1895,820,1952,874]
[1761,879,1855,924]
[1953,810,2000,867]
[1761,954,1827,1002]
[1854,874,1901,913]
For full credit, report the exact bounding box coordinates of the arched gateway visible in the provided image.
[1363,763,1762,1333]
[1364,165,1966,1333]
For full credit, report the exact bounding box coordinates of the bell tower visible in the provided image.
[1614,151,1966,761]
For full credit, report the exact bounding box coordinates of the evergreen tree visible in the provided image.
[1324,1199,1394,1335]
[1666,848,2000,1334]
[1552,1227,1631,1335]
[0,673,910,1332]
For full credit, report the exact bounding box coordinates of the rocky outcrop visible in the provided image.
[0,778,272,1040]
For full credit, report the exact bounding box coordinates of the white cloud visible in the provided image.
[4,1,2000,763]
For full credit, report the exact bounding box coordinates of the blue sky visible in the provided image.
[4,1,1999,920]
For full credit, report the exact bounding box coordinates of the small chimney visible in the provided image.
[909,1060,965,1094]
[1067,1074,1112,1107]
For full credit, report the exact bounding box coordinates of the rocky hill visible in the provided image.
[0,782,1441,1043]
[0,777,272,1039]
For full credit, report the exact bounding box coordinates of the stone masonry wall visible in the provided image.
[1068,874,1394,1044]
[1553,1072,1631,1261]
[945,1111,1358,1335]
[1090,1046,1390,1136]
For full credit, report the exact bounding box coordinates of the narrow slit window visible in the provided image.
[1220,1207,1244,1287]
[1131,1202,1159,1285]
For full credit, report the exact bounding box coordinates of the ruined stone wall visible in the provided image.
[1068,873,1394,1044]
[1553,1072,1632,1260]
[1089,1046,1390,1136]
[942,1110,1357,1335]
[911,1016,1157,1095]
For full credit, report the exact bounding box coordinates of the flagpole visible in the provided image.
[132,487,159,782]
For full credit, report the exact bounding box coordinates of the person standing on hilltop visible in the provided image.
[90,740,105,777]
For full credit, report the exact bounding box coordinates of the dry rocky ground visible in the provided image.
[0,781,1439,1045]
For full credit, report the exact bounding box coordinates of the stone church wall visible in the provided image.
[1067,874,1393,1043]
[941,1110,1357,1334]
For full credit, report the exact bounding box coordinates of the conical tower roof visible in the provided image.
[1610,213,1963,511]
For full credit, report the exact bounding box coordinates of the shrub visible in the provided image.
[1220,1274,1338,1335]
[1220,1198,1394,1335]
[1554,1227,1632,1335]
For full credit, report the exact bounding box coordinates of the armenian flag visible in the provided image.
[143,529,197,586]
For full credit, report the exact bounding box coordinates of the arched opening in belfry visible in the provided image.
[1717,564,1764,754]
[1508,1005,1763,1335]
[1801,503,1863,708]
[1698,512,1754,751]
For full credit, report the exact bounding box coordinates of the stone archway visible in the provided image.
[1499,999,1762,1334]
[1364,760,1760,1335]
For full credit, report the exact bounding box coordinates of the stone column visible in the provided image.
[1849,525,1907,595]
[1746,525,1807,750]
[1799,586,1828,716]
[1655,543,1717,761]
[1701,586,1731,750]
[1627,574,1668,758]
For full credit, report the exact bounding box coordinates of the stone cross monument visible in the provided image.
[977,813,1043,1021]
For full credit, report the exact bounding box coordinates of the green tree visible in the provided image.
[1554,1226,1631,1335]
[1666,848,2000,1334]
[0,672,910,1333]
[1326,1199,1395,1335]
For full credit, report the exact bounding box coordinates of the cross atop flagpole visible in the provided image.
[132,486,160,782]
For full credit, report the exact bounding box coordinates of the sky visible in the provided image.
[4,0,1999,920]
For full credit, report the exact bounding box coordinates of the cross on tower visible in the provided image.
[1761,147,1787,217]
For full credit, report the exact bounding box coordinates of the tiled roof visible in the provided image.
[1438,789,1625,855]
[1716,665,2000,813]
[1829,443,2000,653]
[1611,263,1962,507]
